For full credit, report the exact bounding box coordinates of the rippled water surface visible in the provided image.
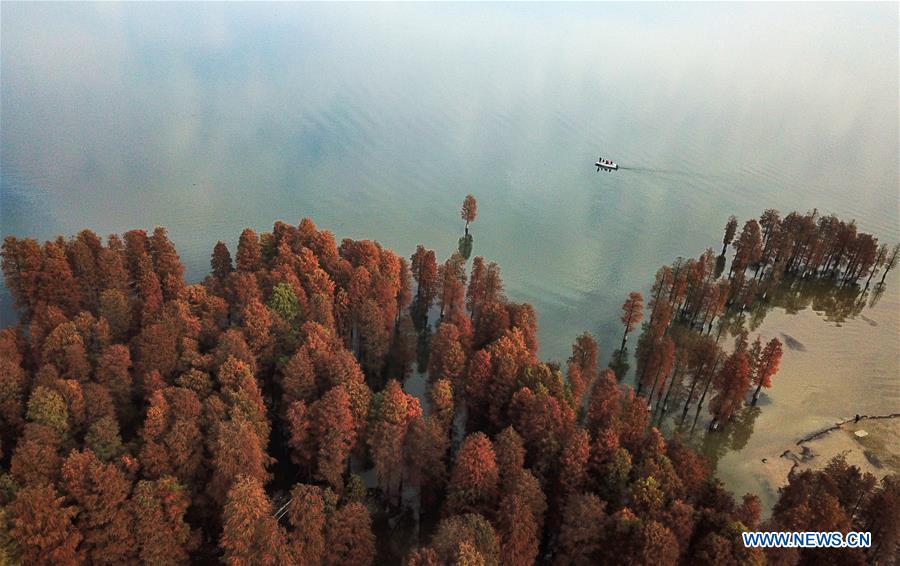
[2,3,898,507]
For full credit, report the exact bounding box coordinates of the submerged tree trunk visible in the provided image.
[646,365,665,408]
[751,381,763,406]
[680,362,707,425]
[659,361,683,413]
[694,355,722,425]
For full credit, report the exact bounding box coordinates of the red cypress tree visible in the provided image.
[557,493,607,565]
[311,386,356,491]
[447,432,499,516]
[407,413,450,501]
[586,369,621,437]
[211,240,234,281]
[137,267,164,325]
[509,386,575,479]
[507,302,538,354]
[38,240,81,315]
[485,330,533,430]
[437,253,467,318]
[461,194,478,233]
[473,301,510,349]
[493,426,526,487]
[286,484,327,564]
[134,321,178,380]
[636,520,679,566]
[208,418,273,507]
[464,349,493,425]
[428,322,466,385]
[150,226,185,300]
[466,256,486,317]
[139,386,204,485]
[122,229,150,281]
[410,245,438,309]
[220,475,290,565]
[428,378,454,432]
[617,386,650,453]
[286,400,312,467]
[214,328,257,374]
[751,337,782,405]
[0,343,27,450]
[497,493,539,565]
[60,449,136,564]
[429,513,499,565]
[65,232,102,311]
[241,298,273,363]
[236,228,263,273]
[558,427,591,497]
[97,239,130,293]
[323,502,376,566]
[369,379,419,502]
[11,423,63,486]
[567,332,600,406]
[131,476,197,565]
[95,346,131,407]
[98,288,131,341]
[8,483,82,565]
[620,292,644,351]
[1,236,43,314]
[40,322,90,382]
[709,350,751,428]
[217,357,270,448]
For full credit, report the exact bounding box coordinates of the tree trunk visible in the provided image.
[647,365,664,408]
[659,362,683,411]
[880,263,894,284]
[694,356,721,423]
[751,381,763,406]
[680,364,705,425]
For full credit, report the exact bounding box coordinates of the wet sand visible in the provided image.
[770,414,900,493]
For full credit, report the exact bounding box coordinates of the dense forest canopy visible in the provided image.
[0,203,897,565]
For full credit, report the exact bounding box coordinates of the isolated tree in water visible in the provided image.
[620,291,644,351]
[461,194,478,235]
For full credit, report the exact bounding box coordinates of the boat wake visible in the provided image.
[617,166,692,176]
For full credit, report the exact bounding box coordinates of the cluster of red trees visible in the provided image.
[619,208,899,436]
[0,208,896,564]
[721,210,898,309]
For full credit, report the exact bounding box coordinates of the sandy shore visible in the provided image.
[768,414,900,491]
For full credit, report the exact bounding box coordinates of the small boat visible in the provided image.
[595,156,618,172]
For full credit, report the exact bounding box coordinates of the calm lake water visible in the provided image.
[2,3,898,510]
